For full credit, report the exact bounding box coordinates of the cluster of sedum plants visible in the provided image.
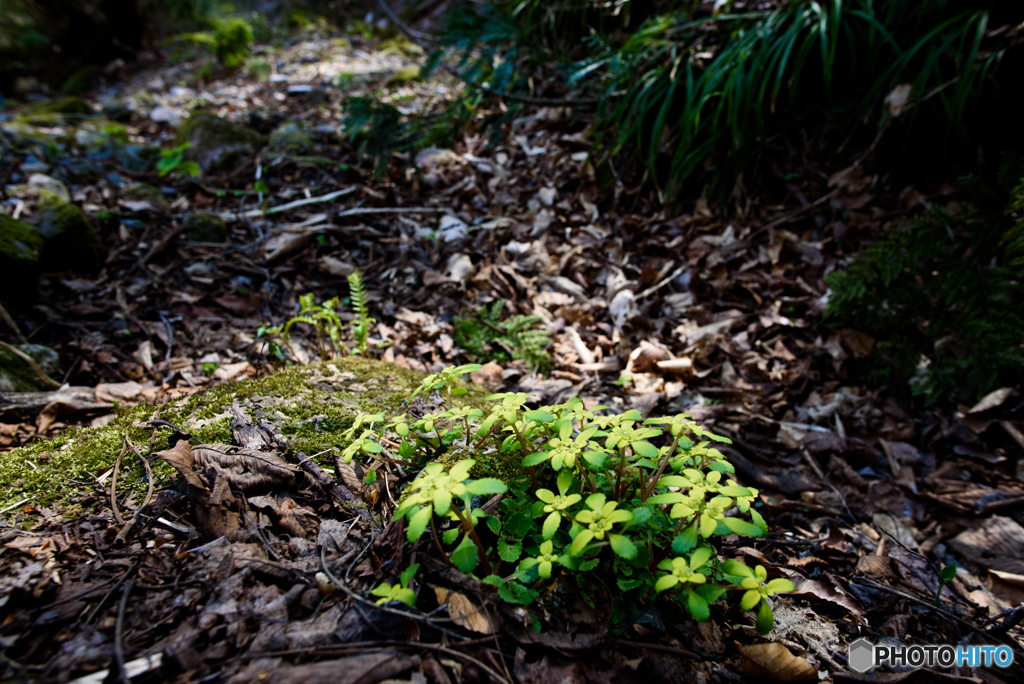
[349,364,794,633]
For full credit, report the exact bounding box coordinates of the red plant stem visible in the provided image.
[642,437,679,501]
[451,507,493,576]
[430,517,455,568]
[673,513,697,537]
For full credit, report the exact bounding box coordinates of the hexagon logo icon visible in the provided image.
[849,638,875,673]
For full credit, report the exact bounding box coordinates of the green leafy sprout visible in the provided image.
[343,369,793,631]
[370,563,420,607]
[157,143,200,179]
[453,299,552,370]
[257,270,377,364]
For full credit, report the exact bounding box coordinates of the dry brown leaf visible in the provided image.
[191,444,315,493]
[739,642,818,682]
[968,387,1015,414]
[856,554,896,579]
[433,587,494,634]
[95,381,144,404]
[153,440,209,490]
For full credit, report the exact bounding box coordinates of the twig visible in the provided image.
[0,341,60,389]
[0,300,28,344]
[115,437,156,546]
[294,451,382,529]
[114,579,135,684]
[110,439,129,526]
[139,223,189,265]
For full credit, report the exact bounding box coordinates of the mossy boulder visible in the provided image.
[22,97,97,123]
[0,358,489,515]
[268,120,313,154]
[1,121,58,147]
[61,66,101,95]
[0,214,45,292]
[0,344,60,392]
[183,212,228,243]
[72,119,127,148]
[175,111,266,173]
[121,183,170,212]
[33,197,101,275]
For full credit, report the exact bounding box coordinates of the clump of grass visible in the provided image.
[432,0,1004,202]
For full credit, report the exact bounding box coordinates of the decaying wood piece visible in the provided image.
[295,451,382,530]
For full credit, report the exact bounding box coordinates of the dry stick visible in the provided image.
[0,300,28,344]
[430,517,456,568]
[450,506,492,576]
[295,451,382,529]
[377,0,601,107]
[139,223,190,265]
[248,641,512,684]
[0,340,60,389]
[115,437,156,546]
[114,579,136,684]
[109,439,129,526]
[851,577,1024,660]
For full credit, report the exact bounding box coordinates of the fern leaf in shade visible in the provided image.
[347,269,376,357]
[453,299,552,370]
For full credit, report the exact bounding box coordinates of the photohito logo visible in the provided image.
[848,638,1014,673]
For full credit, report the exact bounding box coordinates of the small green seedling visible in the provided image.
[370,563,420,607]
[934,561,957,605]
[722,561,797,634]
[157,143,200,179]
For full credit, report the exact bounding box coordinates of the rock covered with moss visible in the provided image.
[175,110,266,173]
[0,344,60,392]
[183,212,228,243]
[0,358,477,515]
[0,213,45,292]
[33,197,101,275]
[268,120,313,154]
[121,183,169,212]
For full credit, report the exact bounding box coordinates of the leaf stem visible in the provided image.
[642,437,679,501]
[451,506,493,576]
[430,517,455,568]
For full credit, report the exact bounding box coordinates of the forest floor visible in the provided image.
[1,17,1023,684]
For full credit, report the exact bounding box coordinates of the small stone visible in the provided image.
[0,343,60,392]
[33,197,102,275]
[121,183,170,213]
[150,106,184,126]
[0,213,45,294]
[183,213,228,243]
[268,120,313,154]
[27,173,72,202]
[72,119,126,148]
[175,111,266,173]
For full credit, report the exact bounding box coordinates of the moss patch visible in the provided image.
[34,197,101,275]
[0,213,44,288]
[0,358,483,518]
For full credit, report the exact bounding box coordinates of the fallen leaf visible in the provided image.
[968,387,1014,414]
[739,642,818,681]
[433,587,495,634]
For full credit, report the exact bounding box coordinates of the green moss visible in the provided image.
[183,213,227,242]
[0,213,44,288]
[269,121,313,154]
[34,197,101,275]
[175,111,266,173]
[0,358,500,520]
[22,96,96,120]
